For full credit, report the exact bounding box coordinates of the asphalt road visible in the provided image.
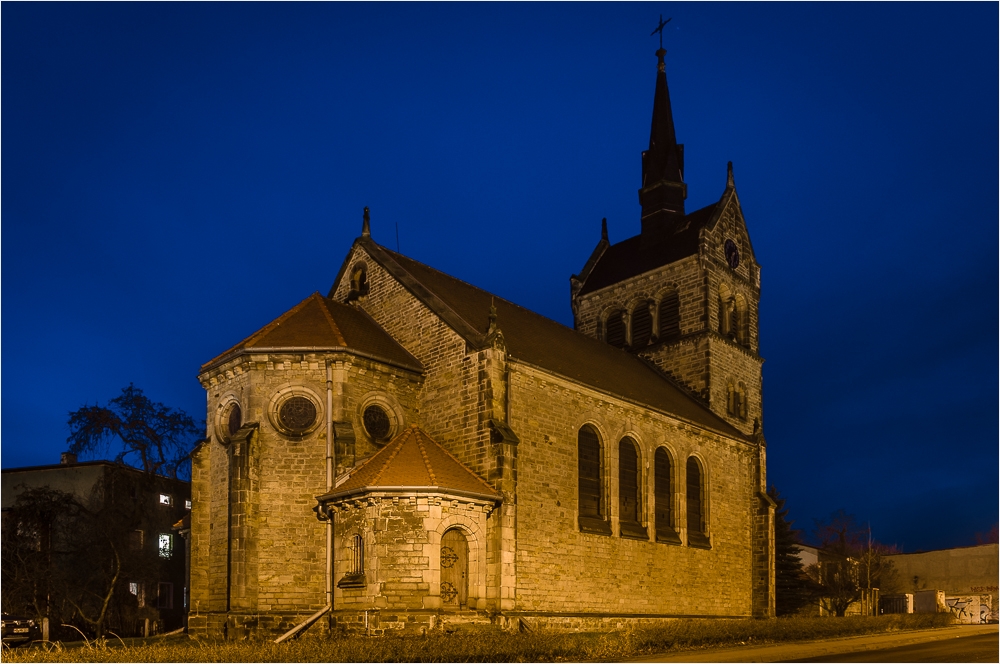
[782,632,999,663]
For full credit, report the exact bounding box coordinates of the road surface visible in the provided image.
[783,631,998,662]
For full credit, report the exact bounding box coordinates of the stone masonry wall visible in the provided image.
[331,246,519,608]
[330,494,493,613]
[189,348,421,636]
[510,363,760,616]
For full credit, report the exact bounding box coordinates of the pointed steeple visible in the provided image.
[639,48,687,234]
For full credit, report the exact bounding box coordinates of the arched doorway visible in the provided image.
[440,528,468,609]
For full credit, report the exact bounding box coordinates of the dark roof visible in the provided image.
[358,239,743,438]
[202,292,422,373]
[579,200,720,295]
[1,460,189,485]
[319,426,500,501]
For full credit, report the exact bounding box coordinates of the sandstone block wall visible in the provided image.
[510,363,759,617]
[189,348,422,636]
[331,493,493,612]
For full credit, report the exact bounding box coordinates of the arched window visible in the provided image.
[737,382,748,420]
[658,290,680,341]
[654,448,680,544]
[618,438,647,540]
[351,534,364,575]
[733,295,747,346]
[605,311,626,348]
[337,533,366,588]
[630,303,653,348]
[578,426,611,535]
[686,457,710,548]
[348,263,369,302]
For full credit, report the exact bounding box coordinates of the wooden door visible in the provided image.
[440,529,468,608]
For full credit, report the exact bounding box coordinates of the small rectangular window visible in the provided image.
[158,534,173,558]
[159,494,172,506]
[129,530,144,551]
[185,499,192,510]
[157,582,174,609]
[129,582,145,607]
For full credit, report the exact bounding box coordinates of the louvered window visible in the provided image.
[730,305,740,342]
[654,448,680,544]
[578,426,610,535]
[618,439,647,539]
[658,291,680,340]
[605,311,626,348]
[631,305,652,348]
[686,457,710,548]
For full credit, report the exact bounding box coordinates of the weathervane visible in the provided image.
[650,14,672,50]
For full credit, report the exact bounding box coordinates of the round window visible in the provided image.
[279,397,317,434]
[227,403,242,437]
[363,405,391,441]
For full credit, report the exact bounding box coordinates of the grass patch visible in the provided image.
[2,613,955,663]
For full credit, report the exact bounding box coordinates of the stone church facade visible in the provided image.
[188,47,774,638]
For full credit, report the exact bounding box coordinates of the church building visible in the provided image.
[188,46,774,637]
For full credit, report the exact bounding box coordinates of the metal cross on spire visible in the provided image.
[650,14,672,49]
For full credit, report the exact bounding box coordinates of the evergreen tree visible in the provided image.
[769,485,818,616]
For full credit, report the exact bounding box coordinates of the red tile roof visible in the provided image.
[323,426,500,501]
[202,292,422,373]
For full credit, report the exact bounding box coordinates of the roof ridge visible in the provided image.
[317,294,348,347]
[367,433,408,486]
[413,428,437,485]
[201,292,319,369]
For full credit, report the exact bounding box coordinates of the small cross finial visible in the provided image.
[601,217,608,242]
[650,15,672,50]
[361,206,371,237]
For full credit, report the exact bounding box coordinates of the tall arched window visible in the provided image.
[605,311,626,348]
[351,534,364,575]
[658,290,680,341]
[578,426,611,535]
[630,303,653,348]
[618,438,647,539]
[654,448,680,544]
[733,295,747,346]
[686,457,710,548]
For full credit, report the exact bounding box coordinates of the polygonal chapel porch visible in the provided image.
[315,425,502,633]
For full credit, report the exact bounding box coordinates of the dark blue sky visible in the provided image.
[3,3,996,552]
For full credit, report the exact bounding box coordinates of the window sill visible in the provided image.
[579,516,612,536]
[620,521,650,540]
[656,527,682,545]
[687,532,712,549]
[337,574,366,589]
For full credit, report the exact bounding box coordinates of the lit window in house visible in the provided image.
[158,534,173,558]
[185,500,192,510]
[129,582,145,607]
[159,494,172,506]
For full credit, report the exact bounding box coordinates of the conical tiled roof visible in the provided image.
[322,426,500,501]
[202,292,422,372]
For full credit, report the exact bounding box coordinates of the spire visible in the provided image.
[638,46,687,234]
[361,206,371,238]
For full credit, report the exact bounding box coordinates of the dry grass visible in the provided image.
[1,613,955,663]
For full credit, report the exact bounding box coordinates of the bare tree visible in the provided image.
[809,510,898,617]
[67,384,201,479]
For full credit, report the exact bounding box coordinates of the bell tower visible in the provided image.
[570,46,764,437]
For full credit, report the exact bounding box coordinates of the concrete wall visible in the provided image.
[888,544,999,596]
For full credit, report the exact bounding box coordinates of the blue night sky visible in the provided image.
[3,3,996,552]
